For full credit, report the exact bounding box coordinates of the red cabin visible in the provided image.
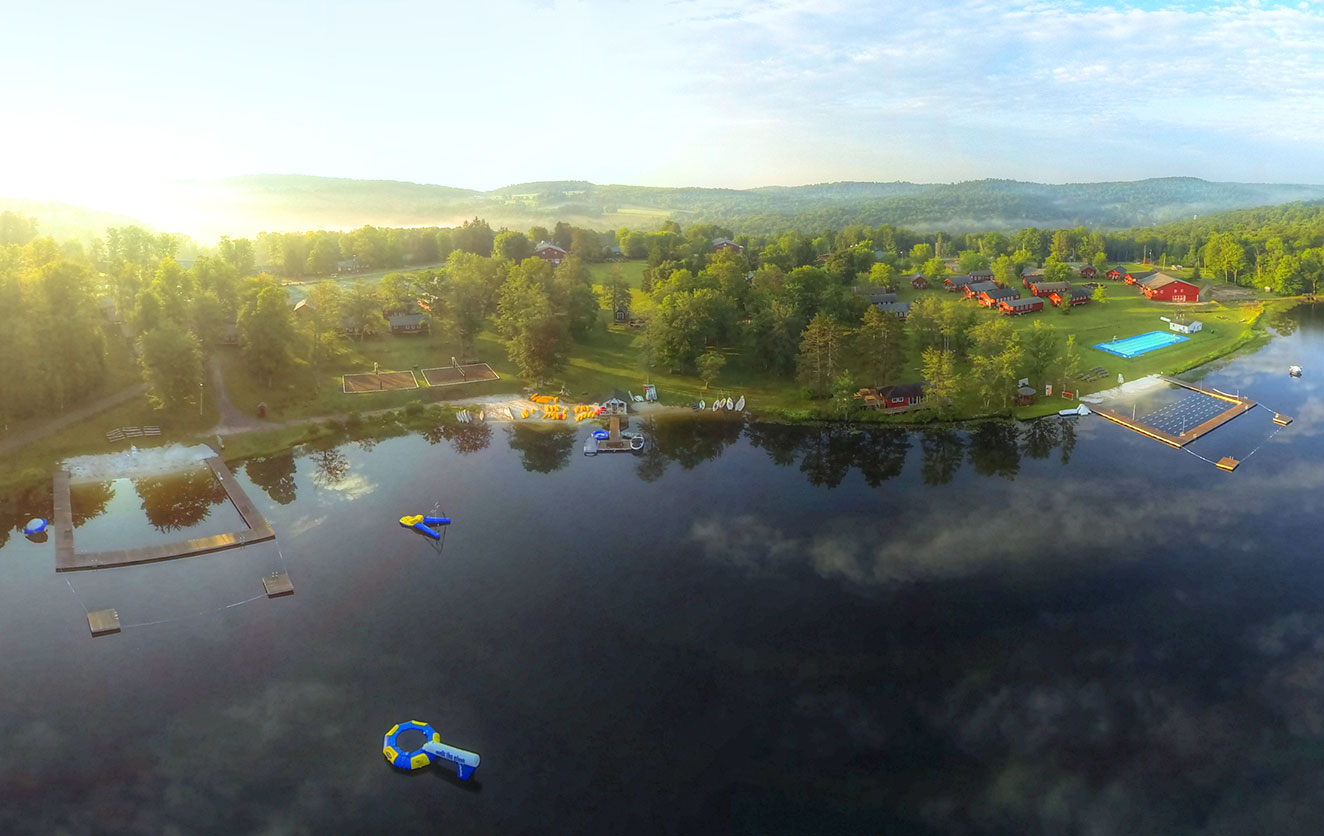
[1105,267,1129,281]
[999,297,1043,316]
[1029,280,1071,298]
[1049,288,1091,307]
[1080,266,1097,278]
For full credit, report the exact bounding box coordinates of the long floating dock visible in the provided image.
[1091,376,1256,449]
[54,457,275,572]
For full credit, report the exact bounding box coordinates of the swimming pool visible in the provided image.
[1094,330,1189,358]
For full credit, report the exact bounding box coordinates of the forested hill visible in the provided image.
[10,175,1324,242]
[176,175,1324,239]
[0,197,149,243]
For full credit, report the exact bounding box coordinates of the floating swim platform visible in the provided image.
[384,720,482,779]
[384,720,438,771]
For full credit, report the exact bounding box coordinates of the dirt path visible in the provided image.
[0,382,149,458]
[209,355,279,436]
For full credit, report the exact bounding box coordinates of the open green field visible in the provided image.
[586,260,648,288]
[281,261,447,305]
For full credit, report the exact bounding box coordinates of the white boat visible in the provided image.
[633,395,644,402]
[711,399,720,411]
[629,435,645,450]
[735,396,745,411]
[1290,365,1303,376]
[698,399,706,410]
[455,411,464,422]
[1058,404,1092,417]
[726,397,734,409]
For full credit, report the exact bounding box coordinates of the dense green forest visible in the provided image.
[4,193,1323,436]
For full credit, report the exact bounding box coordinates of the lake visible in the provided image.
[2,306,1323,835]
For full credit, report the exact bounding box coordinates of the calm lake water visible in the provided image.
[3,306,1324,835]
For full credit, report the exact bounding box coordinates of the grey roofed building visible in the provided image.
[875,301,911,319]
[982,286,1019,301]
[966,281,998,295]
[1030,280,1072,294]
[857,290,898,304]
[970,268,994,279]
[387,313,429,333]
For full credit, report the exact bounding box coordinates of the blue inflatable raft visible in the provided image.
[23,518,47,535]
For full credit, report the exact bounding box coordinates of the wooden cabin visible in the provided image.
[944,274,975,292]
[978,287,1020,307]
[999,297,1044,316]
[875,383,926,413]
[963,281,997,300]
[1048,287,1091,307]
[1029,280,1072,297]
[1105,267,1129,281]
[1080,266,1097,278]
[908,273,929,289]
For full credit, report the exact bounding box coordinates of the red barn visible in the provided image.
[533,242,568,265]
[999,297,1043,316]
[1137,272,1201,302]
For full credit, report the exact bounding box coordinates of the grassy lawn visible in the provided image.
[216,269,1277,426]
[884,279,1267,419]
[281,261,448,306]
[586,260,648,289]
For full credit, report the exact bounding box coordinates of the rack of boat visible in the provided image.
[694,395,745,412]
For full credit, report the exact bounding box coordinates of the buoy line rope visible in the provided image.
[63,541,284,631]
[119,593,267,629]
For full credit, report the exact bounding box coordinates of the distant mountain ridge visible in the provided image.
[8,175,1324,242]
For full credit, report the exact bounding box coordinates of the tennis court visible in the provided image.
[1094,330,1188,358]
[342,370,419,393]
[421,363,500,387]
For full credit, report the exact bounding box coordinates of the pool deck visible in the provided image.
[53,456,275,572]
[1091,376,1256,449]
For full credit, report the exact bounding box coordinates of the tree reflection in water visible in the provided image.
[1020,417,1061,460]
[649,419,743,470]
[69,481,115,526]
[307,443,350,488]
[245,452,298,505]
[506,425,575,473]
[133,469,227,532]
[445,422,493,455]
[967,421,1022,480]
[920,428,965,486]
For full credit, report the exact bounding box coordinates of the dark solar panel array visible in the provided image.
[1134,392,1230,436]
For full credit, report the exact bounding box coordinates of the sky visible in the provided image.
[5,0,1324,211]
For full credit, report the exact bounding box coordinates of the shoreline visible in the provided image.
[0,297,1305,492]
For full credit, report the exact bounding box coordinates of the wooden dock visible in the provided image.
[1093,377,1256,449]
[585,415,639,454]
[54,456,275,572]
